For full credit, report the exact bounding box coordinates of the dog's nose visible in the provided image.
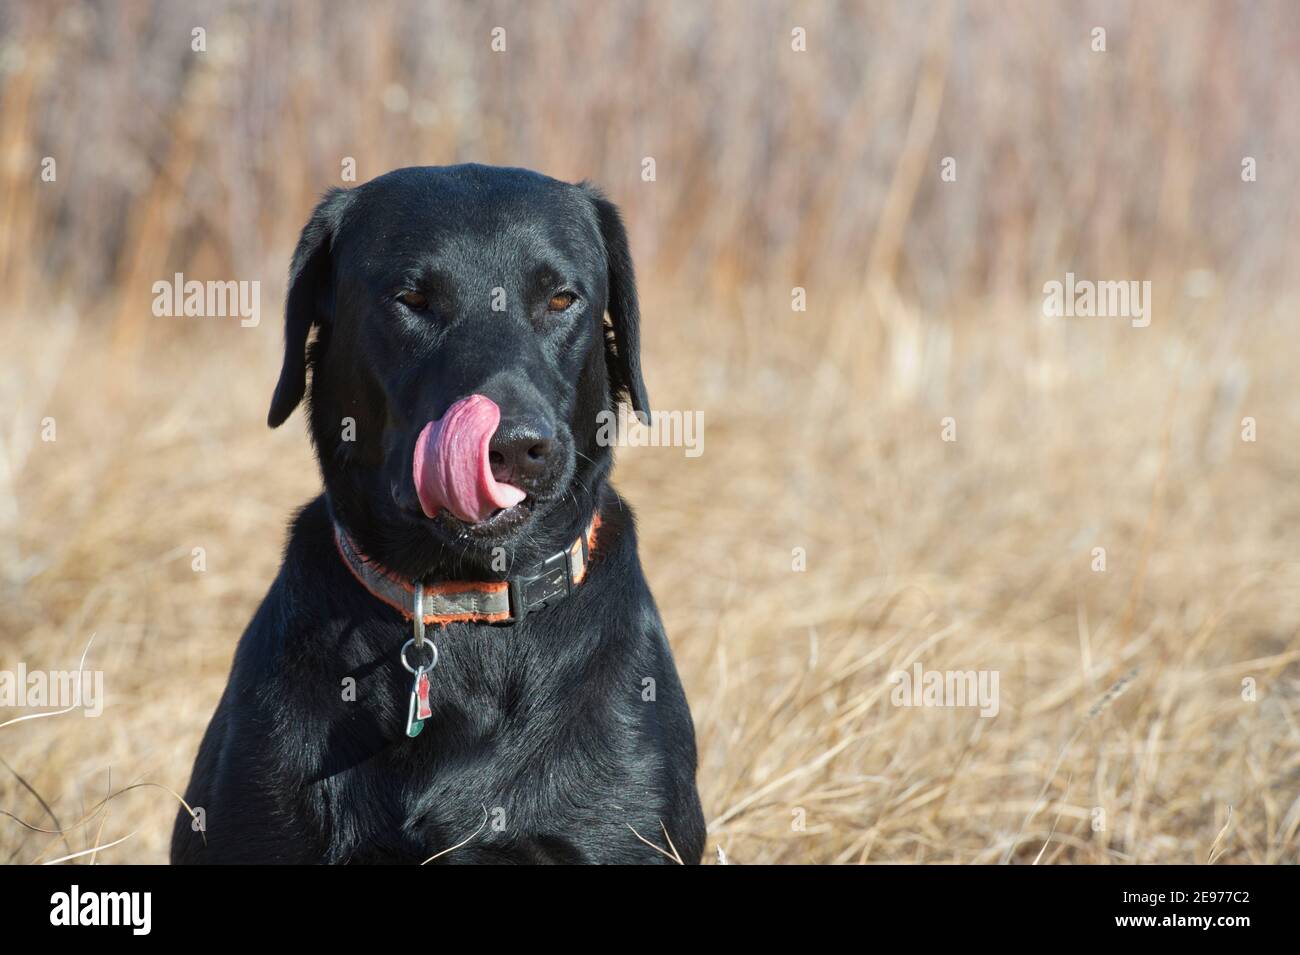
[488,420,554,484]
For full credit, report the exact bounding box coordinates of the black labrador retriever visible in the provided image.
[171,164,705,864]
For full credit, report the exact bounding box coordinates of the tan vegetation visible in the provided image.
[1,1,1297,863]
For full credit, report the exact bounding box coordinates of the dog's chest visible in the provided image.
[315,629,661,862]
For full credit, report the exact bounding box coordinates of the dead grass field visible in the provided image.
[2,1,1298,864]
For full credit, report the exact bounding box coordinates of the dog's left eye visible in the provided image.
[397,290,429,310]
[546,291,577,312]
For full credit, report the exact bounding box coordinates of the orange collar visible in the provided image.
[334,514,601,626]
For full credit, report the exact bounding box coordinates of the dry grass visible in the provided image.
[2,0,1299,864]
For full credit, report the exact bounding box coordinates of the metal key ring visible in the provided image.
[412,582,427,646]
[400,636,438,674]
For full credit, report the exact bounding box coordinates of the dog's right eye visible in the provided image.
[397,290,429,310]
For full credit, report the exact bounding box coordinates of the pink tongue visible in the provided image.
[413,395,527,524]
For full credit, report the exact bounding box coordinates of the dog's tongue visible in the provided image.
[413,395,527,524]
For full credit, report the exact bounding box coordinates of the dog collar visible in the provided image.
[333,514,601,627]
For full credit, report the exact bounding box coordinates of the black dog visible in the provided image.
[171,165,705,864]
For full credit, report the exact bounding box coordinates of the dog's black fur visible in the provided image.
[171,165,705,864]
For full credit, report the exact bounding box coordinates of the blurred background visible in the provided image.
[2,0,1298,864]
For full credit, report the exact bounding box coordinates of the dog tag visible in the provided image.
[406,667,432,738]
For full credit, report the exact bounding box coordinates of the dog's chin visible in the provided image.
[393,492,573,552]
[429,495,538,542]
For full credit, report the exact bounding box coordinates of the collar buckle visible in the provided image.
[508,548,573,622]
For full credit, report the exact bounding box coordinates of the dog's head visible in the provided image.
[267,165,648,570]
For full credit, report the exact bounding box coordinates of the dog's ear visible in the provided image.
[268,188,352,428]
[582,184,650,423]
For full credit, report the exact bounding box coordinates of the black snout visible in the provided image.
[489,419,555,485]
